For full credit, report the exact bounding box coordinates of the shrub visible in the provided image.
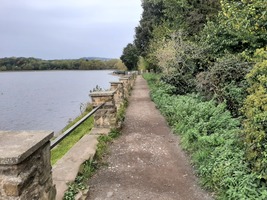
[196,53,251,116]
[242,47,267,180]
[144,73,267,199]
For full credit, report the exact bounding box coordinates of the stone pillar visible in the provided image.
[110,81,124,109]
[0,131,56,200]
[90,91,117,129]
[119,77,131,99]
[128,74,135,88]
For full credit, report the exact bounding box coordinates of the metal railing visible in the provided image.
[50,103,105,149]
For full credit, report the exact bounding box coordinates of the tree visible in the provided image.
[134,0,165,57]
[120,43,139,71]
[114,60,127,71]
[201,0,267,55]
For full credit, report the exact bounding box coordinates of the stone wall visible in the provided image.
[90,74,136,129]
[0,74,137,200]
[0,131,56,200]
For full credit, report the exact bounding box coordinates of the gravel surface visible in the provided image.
[86,76,213,200]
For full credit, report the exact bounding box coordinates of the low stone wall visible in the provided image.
[0,74,137,200]
[0,131,56,200]
[90,74,135,129]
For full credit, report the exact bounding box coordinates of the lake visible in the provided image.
[0,70,118,133]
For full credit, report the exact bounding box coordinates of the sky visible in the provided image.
[0,0,142,60]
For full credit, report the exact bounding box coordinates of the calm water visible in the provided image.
[0,70,118,133]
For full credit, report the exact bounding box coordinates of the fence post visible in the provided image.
[0,131,56,200]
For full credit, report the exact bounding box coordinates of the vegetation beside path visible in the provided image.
[144,73,267,200]
[51,104,94,165]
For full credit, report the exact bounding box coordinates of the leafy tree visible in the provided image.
[134,0,165,57]
[137,56,149,71]
[157,31,205,94]
[161,0,220,36]
[201,0,267,55]
[114,60,127,70]
[120,43,139,71]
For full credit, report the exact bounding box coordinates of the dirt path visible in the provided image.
[86,76,213,200]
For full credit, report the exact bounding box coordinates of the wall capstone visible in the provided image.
[0,131,56,200]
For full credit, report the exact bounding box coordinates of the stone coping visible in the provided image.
[90,90,116,97]
[0,130,53,165]
[110,81,123,84]
[119,77,130,80]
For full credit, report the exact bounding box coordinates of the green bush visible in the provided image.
[161,71,196,95]
[242,47,267,180]
[144,73,267,199]
[196,53,251,116]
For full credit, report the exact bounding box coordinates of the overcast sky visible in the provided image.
[0,0,142,60]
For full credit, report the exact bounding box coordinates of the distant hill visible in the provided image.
[80,57,115,61]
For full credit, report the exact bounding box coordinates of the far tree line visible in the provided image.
[0,57,126,71]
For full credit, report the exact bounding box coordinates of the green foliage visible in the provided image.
[196,53,252,116]
[144,73,267,199]
[161,0,220,37]
[137,56,149,71]
[63,160,97,200]
[116,100,128,125]
[148,31,205,94]
[161,71,195,95]
[201,0,267,55]
[120,43,139,71]
[134,0,166,57]
[242,47,267,180]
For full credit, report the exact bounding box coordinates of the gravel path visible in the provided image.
[86,76,213,200]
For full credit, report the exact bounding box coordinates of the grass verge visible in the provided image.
[51,104,94,165]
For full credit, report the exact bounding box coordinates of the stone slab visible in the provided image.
[110,81,123,84]
[52,134,99,200]
[0,131,53,165]
[119,77,130,80]
[90,128,110,135]
[90,90,115,97]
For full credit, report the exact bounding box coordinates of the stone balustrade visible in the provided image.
[0,74,136,200]
[90,75,135,129]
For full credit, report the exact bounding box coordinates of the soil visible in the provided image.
[86,76,213,200]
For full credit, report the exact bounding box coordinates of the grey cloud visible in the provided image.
[0,0,142,59]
